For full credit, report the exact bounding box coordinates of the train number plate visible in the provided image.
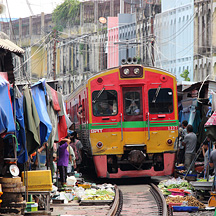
[90,129,103,133]
[168,126,178,131]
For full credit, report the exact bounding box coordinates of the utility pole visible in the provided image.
[53,29,57,80]
[150,4,154,66]
[210,0,213,79]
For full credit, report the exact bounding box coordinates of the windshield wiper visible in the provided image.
[152,85,161,103]
[92,87,105,103]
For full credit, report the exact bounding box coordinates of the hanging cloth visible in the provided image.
[49,86,61,112]
[57,92,67,141]
[45,83,59,148]
[212,92,216,111]
[0,76,15,133]
[23,85,40,155]
[180,106,190,123]
[13,86,28,163]
[0,105,8,134]
[188,105,196,126]
[31,79,52,145]
[62,96,72,129]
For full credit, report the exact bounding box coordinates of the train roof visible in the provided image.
[66,65,176,101]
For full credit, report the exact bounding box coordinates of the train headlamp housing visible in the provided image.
[166,139,173,146]
[123,68,130,75]
[96,141,103,148]
[134,68,140,75]
[120,66,143,78]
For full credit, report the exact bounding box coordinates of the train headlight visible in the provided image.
[166,139,173,146]
[123,68,130,75]
[134,68,140,75]
[96,141,103,148]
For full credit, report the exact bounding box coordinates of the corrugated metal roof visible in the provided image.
[0,38,24,54]
[0,31,24,54]
[183,80,216,92]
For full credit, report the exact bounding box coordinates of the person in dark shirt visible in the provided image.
[182,124,197,173]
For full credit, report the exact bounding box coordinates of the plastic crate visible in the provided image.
[168,203,182,208]
[176,166,185,170]
[22,170,52,191]
[172,206,198,212]
[25,202,38,212]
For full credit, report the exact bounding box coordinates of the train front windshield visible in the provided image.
[148,88,173,114]
[92,90,118,116]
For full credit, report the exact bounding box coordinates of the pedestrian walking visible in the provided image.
[57,137,71,187]
[68,131,83,173]
[177,120,188,164]
[182,124,197,173]
[67,142,76,176]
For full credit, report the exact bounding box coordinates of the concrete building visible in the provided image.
[107,17,119,68]
[135,1,161,66]
[193,0,216,82]
[118,13,136,64]
[154,0,194,82]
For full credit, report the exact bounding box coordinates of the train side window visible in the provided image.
[82,99,85,122]
[73,105,78,122]
[92,90,118,116]
[148,88,173,114]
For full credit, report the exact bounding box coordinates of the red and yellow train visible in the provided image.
[66,64,178,178]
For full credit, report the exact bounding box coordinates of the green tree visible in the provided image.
[180,69,190,81]
[52,0,80,28]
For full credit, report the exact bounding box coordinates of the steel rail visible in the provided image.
[150,183,168,216]
[107,185,123,216]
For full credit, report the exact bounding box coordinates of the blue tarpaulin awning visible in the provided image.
[0,76,15,133]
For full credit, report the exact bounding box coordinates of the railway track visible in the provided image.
[107,185,123,216]
[150,183,168,216]
[107,183,168,216]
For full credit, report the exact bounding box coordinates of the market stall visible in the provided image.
[158,177,215,214]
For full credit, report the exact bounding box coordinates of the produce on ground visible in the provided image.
[78,187,115,201]
[166,196,206,209]
[83,194,113,200]
[158,177,194,195]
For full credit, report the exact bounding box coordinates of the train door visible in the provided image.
[122,87,143,122]
[121,86,145,144]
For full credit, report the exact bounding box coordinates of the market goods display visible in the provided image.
[83,194,113,200]
[52,181,115,204]
[75,185,115,201]
[166,196,206,209]
[158,177,193,195]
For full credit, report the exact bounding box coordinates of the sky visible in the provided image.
[1,0,64,19]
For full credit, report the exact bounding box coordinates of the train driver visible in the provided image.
[125,92,140,115]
